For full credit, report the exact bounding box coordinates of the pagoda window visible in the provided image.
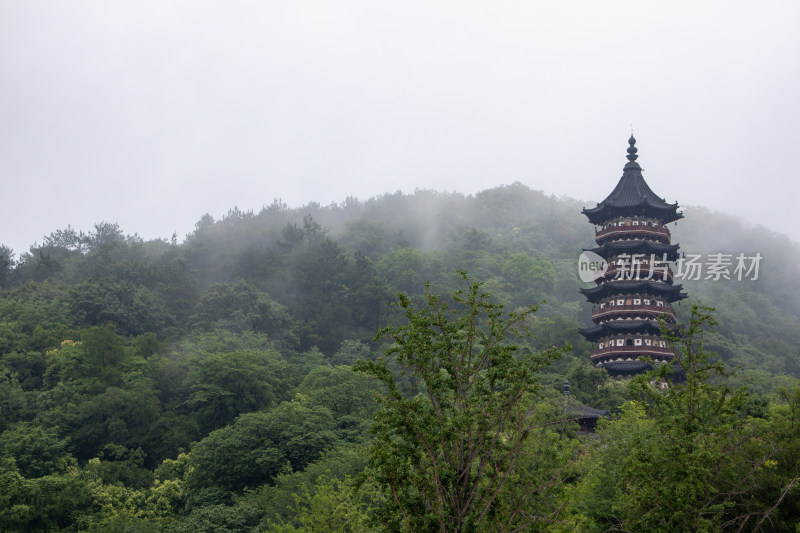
[598,343,603,349]
[644,298,651,305]
[645,339,652,346]
[600,302,606,308]
[625,299,632,305]
[634,338,642,346]
[616,339,624,347]
[633,298,641,305]
[659,341,666,347]
[633,220,640,225]
[617,299,624,305]
[626,339,633,346]
[656,301,664,307]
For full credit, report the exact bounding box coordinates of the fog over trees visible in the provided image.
[1,184,799,531]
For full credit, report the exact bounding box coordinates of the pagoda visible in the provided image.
[579,136,687,378]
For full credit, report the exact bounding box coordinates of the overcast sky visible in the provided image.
[2,1,799,255]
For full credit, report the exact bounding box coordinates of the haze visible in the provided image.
[2,1,799,256]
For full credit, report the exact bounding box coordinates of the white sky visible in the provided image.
[2,1,799,255]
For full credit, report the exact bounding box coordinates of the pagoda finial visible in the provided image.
[563,378,571,396]
[626,135,638,162]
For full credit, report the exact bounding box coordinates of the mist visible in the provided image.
[2,1,799,255]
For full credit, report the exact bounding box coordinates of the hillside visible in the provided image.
[1,183,799,530]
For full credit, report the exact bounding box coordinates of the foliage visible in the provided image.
[568,306,783,532]
[262,475,380,533]
[185,400,339,498]
[357,271,568,532]
[1,185,800,530]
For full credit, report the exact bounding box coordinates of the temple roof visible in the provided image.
[583,136,682,225]
[586,239,680,261]
[562,379,608,419]
[580,279,688,303]
[579,319,673,342]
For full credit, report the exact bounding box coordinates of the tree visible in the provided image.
[190,280,292,344]
[570,305,781,532]
[356,271,567,532]
[0,456,91,532]
[263,475,379,533]
[0,245,14,288]
[185,401,338,498]
[183,349,294,433]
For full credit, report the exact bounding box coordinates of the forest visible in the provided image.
[1,183,799,532]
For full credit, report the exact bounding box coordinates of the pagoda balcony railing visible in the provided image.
[595,225,671,242]
[590,345,676,360]
[596,264,674,283]
[591,304,676,321]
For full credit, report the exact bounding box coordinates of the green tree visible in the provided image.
[0,245,13,288]
[356,271,567,532]
[183,349,294,433]
[332,340,371,366]
[263,475,379,532]
[0,422,71,478]
[190,280,292,344]
[570,306,779,532]
[185,400,338,499]
[0,456,90,532]
[294,365,381,419]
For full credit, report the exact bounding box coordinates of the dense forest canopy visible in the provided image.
[1,183,799,531]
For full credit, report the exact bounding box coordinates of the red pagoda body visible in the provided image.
[580,136,687,378]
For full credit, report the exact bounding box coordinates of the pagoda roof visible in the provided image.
[579,319,672,342]
[586,240,680,261]
[583,136,682,225]
[580,279,688,303]
[562,380,608,420]
[600,360,686,381]
[601,360,654,375]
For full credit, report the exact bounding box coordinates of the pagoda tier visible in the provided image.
[579,319,677,342]
[580,136,687,378]
[580,279,687,303]
[592,262,674,285]
[601,360,685,381]
[591,301,677,322]
[582,137,682,225]
[602,360,654,378]
[590,344,676,366]
[586,240,680,261]
[595,222,671,245]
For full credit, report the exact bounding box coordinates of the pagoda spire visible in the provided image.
[582,135,682,225]
[626,135,638,162]
[624,135,641,172]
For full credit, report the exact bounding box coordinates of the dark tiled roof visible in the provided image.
[602,360,654,374]
[579,319,671,342]
[586,240,680,261]
[580,279,688,303]
[562,379,608,419]
[583,136,682,225]
[565,399,608,419]
[600,360,687,382]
